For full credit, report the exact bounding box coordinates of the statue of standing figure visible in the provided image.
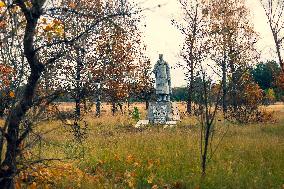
[153,54,172,102]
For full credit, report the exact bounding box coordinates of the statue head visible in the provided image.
[159,54,163,61]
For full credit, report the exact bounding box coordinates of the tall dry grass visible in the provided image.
[1,103,283,188]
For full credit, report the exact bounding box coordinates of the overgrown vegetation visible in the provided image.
[5,103,283,189]
[0,0,283,188]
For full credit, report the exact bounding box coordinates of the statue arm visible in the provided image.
[153,62,159,76]
[166,62,172,94]
[166,64,171,80]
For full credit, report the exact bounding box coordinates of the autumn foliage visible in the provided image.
[276,72,284,91]
[0,64,12,90]
[227,73,275,123]
[0,0,283,187]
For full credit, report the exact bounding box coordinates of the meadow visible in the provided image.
[1,103,284,189]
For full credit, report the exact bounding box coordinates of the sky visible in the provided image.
[136,0,276,87]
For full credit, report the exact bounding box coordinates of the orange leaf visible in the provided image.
[9,91,15,98]
[69,2,76,9]
[29,182,37,189]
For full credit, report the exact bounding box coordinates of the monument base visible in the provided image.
[147,101,180,124]
[134,120,177,128]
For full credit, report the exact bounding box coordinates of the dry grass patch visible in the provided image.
[1,103,283,188]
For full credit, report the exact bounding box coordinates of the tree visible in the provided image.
[131,57,154,109]
[0,0,132,187]
[193,68,222,177]
[171,87,187,102]
[172,0,209,114]
[251,60,281,90]
[275,72,284,90]
[208,0,258,112]
[264,88,276,105]
[88,15,145,115]
[260,0,284,72]
[251,60,283,101]
[275,72,284,101]
[177,0,262,178]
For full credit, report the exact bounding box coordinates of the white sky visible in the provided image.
[137,0,277,87]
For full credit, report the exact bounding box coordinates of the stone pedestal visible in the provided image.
[148,101,180,124]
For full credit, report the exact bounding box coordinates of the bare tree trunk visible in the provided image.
[187,88,192,114]
[230,61,237,110]
[95,83,102,117]
[201,122,211,176]
[0,117,9,164]
[0,9,44,188]
[75,49,83,120]
[145,100,149,110]
[201,73,211,177]
[75,96,81,119]
[274,34,284,72]
[111,102,117,116]
[222,59,227,113]
[118,102,123,114]
[187,69,194,114]
[96,97,101,117]
[186,5,199,115]
[0,62,43,188]
[186,22,197,115]
[0,133,3,163]
[200,71,220,178]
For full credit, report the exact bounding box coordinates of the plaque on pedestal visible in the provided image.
[148,101,180,124]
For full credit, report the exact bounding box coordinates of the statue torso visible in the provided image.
[154,60,170,94]
[155,61,168,81]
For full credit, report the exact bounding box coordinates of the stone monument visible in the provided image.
[153,54,171,102]
[147,54,180,124]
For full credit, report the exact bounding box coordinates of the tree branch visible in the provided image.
[34,13,128,52]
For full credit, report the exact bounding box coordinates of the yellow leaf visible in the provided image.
[128,179,135,188]
[44,25,52,32]
[24,1,32,8]
[55,27,64,36]
[42,18,47,24]
[147,174,154,184]
[0,1,5,8]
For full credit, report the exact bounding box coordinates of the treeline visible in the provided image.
[171,60,284,103]
[170,0,284,124]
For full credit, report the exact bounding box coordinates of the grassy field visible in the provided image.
[1,103,284,189]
